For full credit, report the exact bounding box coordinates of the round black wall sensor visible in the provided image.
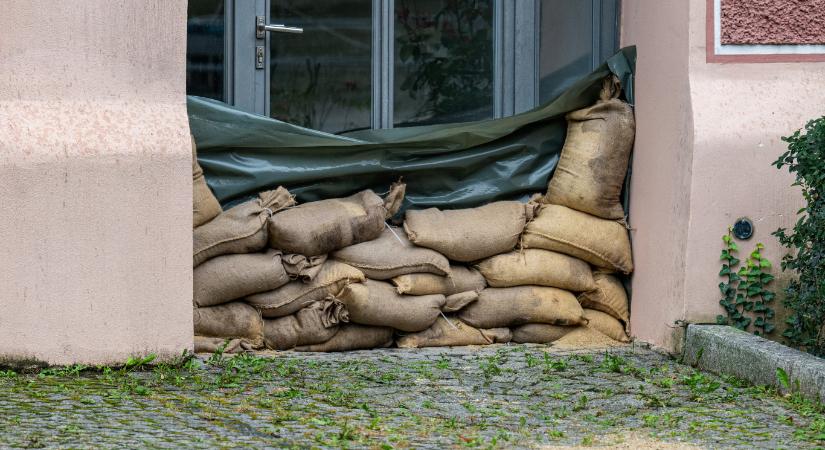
[733,217,754,240]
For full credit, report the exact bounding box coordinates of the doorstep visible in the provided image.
[682,324,825,402]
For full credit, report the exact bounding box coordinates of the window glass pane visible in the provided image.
[270,1,372,134]
[187,0,225,101]
[394,0,494,127]
[539,0,594,104]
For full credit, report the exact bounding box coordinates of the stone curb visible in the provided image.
[683,324,825,402]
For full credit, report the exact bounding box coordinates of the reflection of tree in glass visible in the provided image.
[397,0,493,122]
[270,58,370,133]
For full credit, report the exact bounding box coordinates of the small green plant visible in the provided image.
[773,116,825,355]
[543,354,568,372]
[123,354,157,372]
[717,229,776,334]
[776,367,791,391]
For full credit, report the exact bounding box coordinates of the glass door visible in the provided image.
[268,1,373,134]
[186,1,618,133]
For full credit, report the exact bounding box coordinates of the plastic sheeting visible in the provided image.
[190,47,635,213]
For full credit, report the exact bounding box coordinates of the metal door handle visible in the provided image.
[264,24,303,33]
[256,16,303,39]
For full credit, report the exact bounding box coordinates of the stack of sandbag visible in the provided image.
[192,182,408,353]
[399,76,635,347]
[520,74,635,343]
[392,201,590,348]
[191,187,297,353]
[189,74,636,353]
[389,201,547,348]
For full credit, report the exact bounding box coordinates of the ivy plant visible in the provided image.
[717,229,776,335]
[773,116,825,356]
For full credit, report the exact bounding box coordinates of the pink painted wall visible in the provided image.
[622,0,825,351]
[0,1,193,365]
[621,0,695,351]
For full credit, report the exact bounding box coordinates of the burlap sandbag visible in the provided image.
[443,291,479,312]
[392,266,486,295]
[279,252,327,281]
[544,77,635,220]
[397,316,511,348]
[551,326,621,350]
[578,272,629,329]
[475,249,595,292]
[458,286,584,328]
[193,302,264,349]
[511,324,577,344]
[268,184,405,256]
[333,227,450,280]
[337,280,446,332]
[194,336,254,354]
[295,324,394,352]
[522,204,633,274]
[193,188,295,267]
[403,201,537,262]
[192,137,222,228]
[263,299,349,350]
[583,308,630,343]
[246,261,365,318]
[193,250,289,307]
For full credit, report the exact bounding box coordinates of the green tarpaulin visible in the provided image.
[190,46,635,213]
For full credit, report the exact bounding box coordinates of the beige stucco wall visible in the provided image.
[0,1,193,365]
[622,0,825,351]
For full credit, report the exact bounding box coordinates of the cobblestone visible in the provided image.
[0,344,823,448]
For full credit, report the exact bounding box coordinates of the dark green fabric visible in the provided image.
[190,46,635,212]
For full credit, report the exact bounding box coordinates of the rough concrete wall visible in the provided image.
[721,0,825,45]
[620,0,695,351]
[682,0,825,327]
[0,1,192,365]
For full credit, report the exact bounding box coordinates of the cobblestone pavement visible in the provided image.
[1,344,824,449]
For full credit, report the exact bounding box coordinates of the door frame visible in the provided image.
[223,0,618,129]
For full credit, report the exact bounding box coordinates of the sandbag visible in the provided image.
[268,184,405,256]
[246,261,365,318]
[551,326,620,350]
[193,188,295,267]
[443,291,479,312]
[544,77,635,220]
[458,286,585,328]
[392,266,486,295]
[337,280,446,332]
[193,250,289,307]
[397,316,511,348]
[382,181,406,218]
[511,324,577,344]
[475,249,595,292]
[333,227,450,280]
[583,308,630,343]
[194,336,254,354]
[263,299,349,350]
[192,137,222,228]
[578,272,630,328]
[522,204,633,274]
[193,302,264,349]
[295,324,394,352]
[403,201,537,262]
[279,252,327,281]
